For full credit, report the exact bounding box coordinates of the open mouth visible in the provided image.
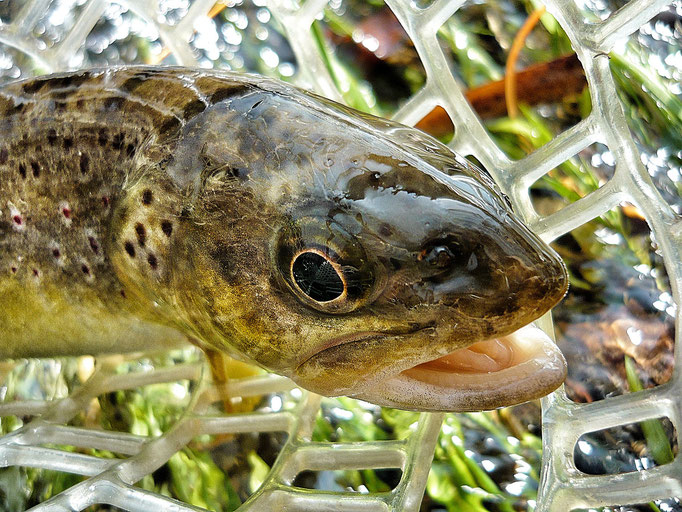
[402,324,550,386]
[295,322,566,412]
[348,323,567,412]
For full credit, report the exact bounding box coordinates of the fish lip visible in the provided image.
[295,323,435,373]
[348,323,567,411]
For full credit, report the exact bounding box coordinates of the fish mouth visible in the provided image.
[349,323,566,411]
[295,323,565,412]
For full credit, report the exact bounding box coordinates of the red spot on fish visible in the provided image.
[52,248,61,258]
[32,268,39,277]
[62,207,71,219]
[102,196,110,208]
[12,215,22,225]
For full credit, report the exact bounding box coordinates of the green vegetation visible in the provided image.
[624,356,674,466]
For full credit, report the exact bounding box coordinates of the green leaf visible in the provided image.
[624,357,674,466]
[247,451,271,494]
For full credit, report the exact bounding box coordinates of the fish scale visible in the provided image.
[0,68,231,357]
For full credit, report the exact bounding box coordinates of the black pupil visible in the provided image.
[292,252,344,302]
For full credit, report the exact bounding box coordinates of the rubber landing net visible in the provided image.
[0,0,679,510]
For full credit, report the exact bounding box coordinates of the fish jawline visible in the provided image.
[350,324,566,412]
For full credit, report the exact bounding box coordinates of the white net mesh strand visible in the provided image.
[0,0,679,510]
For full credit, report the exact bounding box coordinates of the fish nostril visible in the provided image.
[421,245,454,268]
[419,236,468,274]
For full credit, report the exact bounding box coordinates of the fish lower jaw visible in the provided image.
[351,324,566,412]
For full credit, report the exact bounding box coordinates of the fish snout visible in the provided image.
[409,217,568,333]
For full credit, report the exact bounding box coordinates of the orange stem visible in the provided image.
[505,6,546,119]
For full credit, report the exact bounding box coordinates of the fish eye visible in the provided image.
[291,249,346,302]
[275,219,380,313]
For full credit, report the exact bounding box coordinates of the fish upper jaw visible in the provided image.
[295,323,566,412]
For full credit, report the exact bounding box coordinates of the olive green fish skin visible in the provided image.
[0,67,568,409]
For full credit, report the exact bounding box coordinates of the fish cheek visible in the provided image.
[182,211,310,373]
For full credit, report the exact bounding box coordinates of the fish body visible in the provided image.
[0,67,568,411]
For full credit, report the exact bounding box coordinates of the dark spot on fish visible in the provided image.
[47,129,57,145]
[79,153,89,174]
[88,236,100,255]
[120,71,155,93]
[54,101,67,112]
[147,253,158,270]
[63,137,74,150]
[48,73,90,90]
[102,196,110,208]
[10,266,17,273]
[158,117,181,138]
[125,143,136,158]
[124,241,136,257]
[135,223,146,246]
[12,215,22,225]
[18,163,26,179]
[142,189,153,205]
[0,148,8,164]
[97,128,110,146]
[7,102,25,115]
[52,248,61,258]
[210,86,244,104]
[121,77,145,93]
[30,161,40,177]
[104,96,123,111]
[112,132,125,151]
[62,206,71,219]
[81,264,90,275]
[379,223,393,237]
[211,245,235,283]
[76,99,85,110]
[120,289,126,298]
[182,99,206,120]
[161,221,173,237]
[32,268,39,277]
[23,79,48,94]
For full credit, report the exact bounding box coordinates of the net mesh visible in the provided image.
[0,0,679,510]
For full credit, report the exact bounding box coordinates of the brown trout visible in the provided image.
[0,67,568,411]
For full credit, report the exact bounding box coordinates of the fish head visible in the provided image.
[174,84,568,412]
[273,156,568,411]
